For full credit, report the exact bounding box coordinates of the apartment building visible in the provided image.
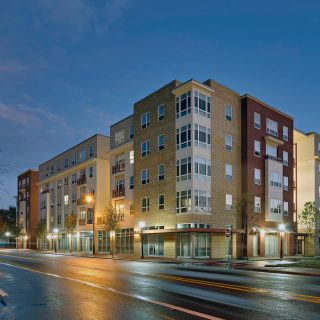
[17,169,39,248]
[38,134,110,252]
[241,95,295,257]
[294,130,320,256]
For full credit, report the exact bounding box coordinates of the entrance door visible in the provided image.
[253,234,259,257]
[147,235,164,256]
[265,234,278,256]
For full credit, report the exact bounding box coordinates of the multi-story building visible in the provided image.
[17,169,39,248]
[294,130,320,256]
[38,134,110,252]
[242,95,296,257]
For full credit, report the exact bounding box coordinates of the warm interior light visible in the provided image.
[86,194,93,204]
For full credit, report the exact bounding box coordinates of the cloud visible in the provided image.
[0,59,27,73]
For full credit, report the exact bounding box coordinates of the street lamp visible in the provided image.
[85,192,95,255]
[139,221,145,259]
[53,228,59,253]
[279,224,285,259]
[5,232,10,247]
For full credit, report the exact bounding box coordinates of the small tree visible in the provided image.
[233,193,254,259]
[10,224,23,249]
[36,221,47,249]
[64,213,77,252]
[299,201,320,255]
[102,203,120,258]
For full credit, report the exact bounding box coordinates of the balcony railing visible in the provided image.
[77,176,87,186]
[265,155,283,163]
[79,218,86,226]
[112,188,125,198]
[112,162,125,174]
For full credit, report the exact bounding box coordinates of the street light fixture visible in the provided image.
[5,232,10,247]
[53,228,59,253]
[85,192,95,255]
[279,224,285,259]
[139,221,145,259]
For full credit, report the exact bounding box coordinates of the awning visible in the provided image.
[252,226,295,234]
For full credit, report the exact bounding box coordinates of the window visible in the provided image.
[115,130,125,146]
[270,199,282,214]
[57,215,62,225]
[283,151,288,166]
[158,134,165,151]
[158,164,165,181]
[158,194,165,210]
[158,104,164,121]
[64,176,68,186]
[283,176,288,191]
[194,158,211,180]
[254,168,261,185]
[195,124,211,148]
[225,105,232,121]
[194,90,211,118]
[254,112,261,129]
[225,134,232,151]
[51,166,54,175]
[79,148,86,162]
[141,112,150,129]
[141,197,150,212]
[129,125,134,139]
[254,140,261,157]
[194,190,211,212]
[116,179,125,190]
[57,180,62,189]
[226,164,233,181]
[254,197,261,213]
[283,126,288,141]
[71,153,77,165]
[129,203,134,215]
[266,118,278,137]
[89,144,94,157]
[176,157,192,182]
[129,150,134,164]
[225,194,233,210]
[283,201,289,216]
[72,193,77,203]
[64,195,69,205]
[141,140,150,157]
[176,190,192,213]
[89,167,93,178]
[176,91,191,118]
[57,162,62,172]
[130,176,134,189]
[266,144,277,158]
[270,171,282,188]
[141,169,150,184]
[318,142,320,154]
[71,173,77,184]
[176,124,191,150]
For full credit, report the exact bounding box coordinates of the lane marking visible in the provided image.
[0,289,7,297]
[0,262,223,320]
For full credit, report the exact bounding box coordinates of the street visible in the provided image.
[0,250,319,320]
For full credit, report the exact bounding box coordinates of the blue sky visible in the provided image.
[0,0,320,208]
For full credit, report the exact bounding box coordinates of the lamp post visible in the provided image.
[5,232,10,248]
[139,221,145,259]
[279,224,285,259]
[86,192,95,255]
[53,228,59,253]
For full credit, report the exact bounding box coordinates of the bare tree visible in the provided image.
[36,221,47,249]
[64,213,77,252]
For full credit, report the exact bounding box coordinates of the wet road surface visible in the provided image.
[0,250,319,320]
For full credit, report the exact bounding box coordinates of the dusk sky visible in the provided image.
[0,0,320,208]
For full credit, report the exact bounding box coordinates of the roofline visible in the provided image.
[172,79,215,94]
[110,114,133,128]
[18,169,38,177]
[39,134,109,167]
[241,94,294,120]
[203,79,240,95]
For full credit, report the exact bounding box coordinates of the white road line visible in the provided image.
[0,289,7,297]
[0,262,223,320]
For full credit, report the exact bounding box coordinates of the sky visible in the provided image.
[0,0,320,208]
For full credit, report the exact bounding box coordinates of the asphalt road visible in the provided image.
[0,250,319,320]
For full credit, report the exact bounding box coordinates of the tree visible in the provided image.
[0,207,16,235]
[10,224,23,249]
[299,201,320,255]
[233,193,254,259]
[64,213,77,252]
[36,221,47,249]
[102,203,120,258]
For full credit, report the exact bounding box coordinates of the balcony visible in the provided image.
[112,188,125,198]
[77,197,87,206]
[265,155,283,163]
[79,219,86,226]
[41,188,50,194]
[112,162,125,174]
[77,176,87,186]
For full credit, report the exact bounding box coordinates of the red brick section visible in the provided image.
[241,96,296,257]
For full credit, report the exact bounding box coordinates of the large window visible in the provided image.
[71,153,77,165]
[254,168,261,185]
[141,140,150,157]
[254,140,261,157]
[158,164,165,181]
[115,130,125,146]
[141,197,150,212]
[176,190,192,213]
[266,118,278,137]
[266,144,277,158]
[226,164,233,181]
[270,171,281,187]
[195,233,211,258]
[254,197,261,213]
[194,158,211,180]
[176,124,191,150]
[158,134,165,151]
[225,134,233,151]
[283,126,288,141]
[225,194,233,210]
[141,169,150,184]
[194,190,211,213]
[158,104,165,121]
[225,105,232,121]
[129,150,134,164]
[130,176,134,189]
[176,157,192,182]
[254,112,261,129]
[283,151,288,166]
[194,90,211,118]
[158,194,165,210]
[283,176,288,191]
[176,91,191,118]
[129,125,134,139]
[116,228,134,255]
[141,112,150,129]
[176,233,191,258]
[283,201,289,216]
[194,124,211,148]
[270,199,282,214]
